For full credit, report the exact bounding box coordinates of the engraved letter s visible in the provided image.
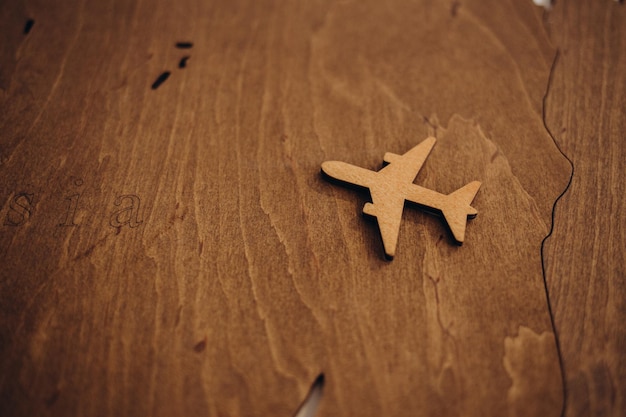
[4,193,34,226]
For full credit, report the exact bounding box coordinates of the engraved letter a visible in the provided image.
[109,194,142,228]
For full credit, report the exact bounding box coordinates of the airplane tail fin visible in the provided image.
[441,181,481,244]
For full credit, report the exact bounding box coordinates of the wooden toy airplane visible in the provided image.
[321,137,481,259]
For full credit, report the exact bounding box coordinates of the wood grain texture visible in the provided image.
[542,1,626,416]
[0,1,573,416]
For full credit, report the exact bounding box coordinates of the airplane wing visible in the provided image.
[363,188,405,259]
[380,136,437,184]
[322,160,405,258]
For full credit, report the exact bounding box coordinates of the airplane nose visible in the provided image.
[320,161,342,179]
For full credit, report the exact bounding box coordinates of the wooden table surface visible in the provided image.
[0,0,623,416]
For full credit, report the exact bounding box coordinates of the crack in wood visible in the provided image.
[292,374,325,417]
[539,49,575,417]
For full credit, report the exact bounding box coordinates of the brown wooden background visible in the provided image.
[0,0,623,416]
